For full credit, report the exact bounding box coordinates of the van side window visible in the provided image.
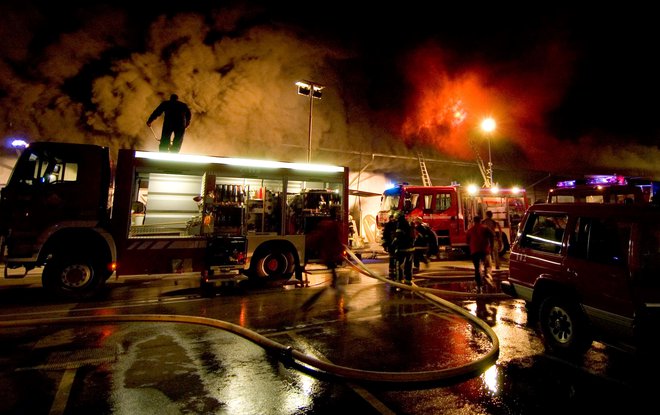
[520,213,567,254]
[569,217,630,266]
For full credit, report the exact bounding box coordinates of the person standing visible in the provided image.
[392,213,415,285]
[412,216,437,271]
[466,215,495,293]
[300,216,345,312]
[381,213,398,279]
[147,94,192,153]
[482,210,503,270]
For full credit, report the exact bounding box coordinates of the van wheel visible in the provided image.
[538,296,592,356]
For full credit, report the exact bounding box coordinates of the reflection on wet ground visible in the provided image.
[1,258,658,413]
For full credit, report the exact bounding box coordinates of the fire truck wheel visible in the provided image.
[283,251,296,277]
[252,250,290,280]
[42,254,105,300]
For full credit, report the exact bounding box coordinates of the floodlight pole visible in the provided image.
[307,90,314,163]
[296,80,324,163]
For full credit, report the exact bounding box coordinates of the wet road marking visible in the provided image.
[0,296,208,320]
[287,331,397,415]
[50,368,76,415]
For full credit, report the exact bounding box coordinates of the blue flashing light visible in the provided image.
[10,139,29,149]
[556,175,627,188]
[556,180,575,188]
[586,175,626,185]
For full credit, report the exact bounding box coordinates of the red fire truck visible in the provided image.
[0,142,348,299]
[377,183,528,254]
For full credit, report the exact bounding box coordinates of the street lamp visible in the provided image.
[480,117,496,187]
[295,80,324,163]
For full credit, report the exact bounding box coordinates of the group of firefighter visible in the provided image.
[381,213,439,284]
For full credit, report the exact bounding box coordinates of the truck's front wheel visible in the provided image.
[538,295,592,356]
[43,254,105,300]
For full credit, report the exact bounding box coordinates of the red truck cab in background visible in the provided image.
[377,183,528,254]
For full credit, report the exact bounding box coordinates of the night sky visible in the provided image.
[1,1,659,184]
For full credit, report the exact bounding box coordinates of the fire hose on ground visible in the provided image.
[0,248,500,385]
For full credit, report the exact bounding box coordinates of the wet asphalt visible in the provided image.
[0,252,656,414]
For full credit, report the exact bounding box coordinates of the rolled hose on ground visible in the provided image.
[0,250,500,385]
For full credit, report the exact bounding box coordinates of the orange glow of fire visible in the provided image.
[399,41,576,171]
[401,48,505,160]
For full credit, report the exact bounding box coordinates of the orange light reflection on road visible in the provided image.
[239,298,248,327]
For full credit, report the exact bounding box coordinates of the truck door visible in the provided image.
[564,216,635,338]
[630,221,660,341]
[509,211,567,297]
[426,190,458,246]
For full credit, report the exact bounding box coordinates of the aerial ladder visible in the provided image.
[417,152,432,187]
[468,138,492,188]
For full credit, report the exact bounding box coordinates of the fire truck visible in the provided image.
[547,174,659,204]
[0,142,348,299]
[376,183,528,254]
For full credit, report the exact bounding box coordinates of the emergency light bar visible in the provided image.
[556,175,627,188]
[556,180,576,188]
[587,175,627,185]
[134,151,345,173]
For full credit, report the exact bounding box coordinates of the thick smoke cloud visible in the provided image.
[0,4,408,166]
[1,2,659,186]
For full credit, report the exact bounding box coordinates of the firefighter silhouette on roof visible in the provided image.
[147,94,192,153]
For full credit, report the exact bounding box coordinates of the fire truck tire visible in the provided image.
[283,251,296,277]
[42,254,105,300]
[251,249,292,280]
